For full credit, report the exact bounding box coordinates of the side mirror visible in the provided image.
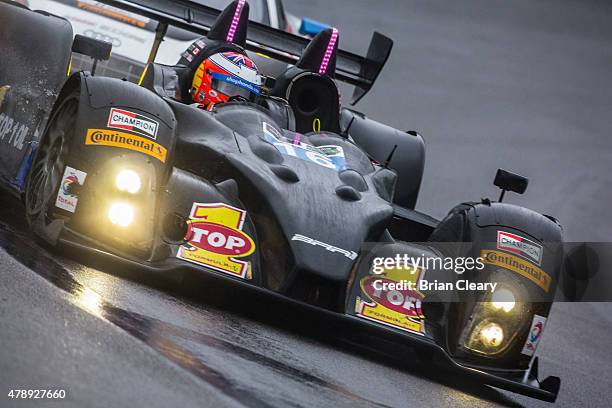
[71,34,112,76]
[494,168,528,202]
[299,17,330,37]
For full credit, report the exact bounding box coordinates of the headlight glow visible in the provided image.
[479,322,504,348]
[116,169,142,194]
[108,202,134,227]
[491,288,516,312]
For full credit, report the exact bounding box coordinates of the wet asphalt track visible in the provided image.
[2,0,612,407]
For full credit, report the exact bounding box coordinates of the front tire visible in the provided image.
[25,93,78,242]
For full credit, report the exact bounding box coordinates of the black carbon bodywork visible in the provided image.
[0,1,73,183]
[0,0,563,402]
[340,109,426,210]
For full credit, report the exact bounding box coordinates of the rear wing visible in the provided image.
[97,0,393,105]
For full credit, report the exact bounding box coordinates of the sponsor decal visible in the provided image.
[521,314,547,356]
[85,129,167,163]
[76,0,149,28]
[262,122,346,171]
[212,72,261,95]
[291,234,357,260]
[0,112,28,151]
[0,85,9,109]
[55,166,87,213]
[481,250,552,292]
[182,51,194,62]
[107,108,159,140]
[497,231,543,266]
[356,263,426,335]
[196,39,206,48]
[318,145,347,171]
[177,203,255,279]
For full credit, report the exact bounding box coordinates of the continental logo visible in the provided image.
[481,249,552,292]
[85,129,167,163]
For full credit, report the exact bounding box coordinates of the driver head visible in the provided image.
[190,51,263,107]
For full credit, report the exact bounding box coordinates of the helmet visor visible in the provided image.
[211,73,261,100]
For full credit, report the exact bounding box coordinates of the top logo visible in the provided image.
[107,108,159,140]
[497,231,543,266]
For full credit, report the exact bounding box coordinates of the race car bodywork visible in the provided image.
[0,0,562,402]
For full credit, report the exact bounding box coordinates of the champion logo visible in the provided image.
[107,108,159,140]
[496,231,543,266]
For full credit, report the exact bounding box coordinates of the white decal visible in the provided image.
[521,314,547,356]
[497,231,543,266]
[55,167,87,213]
[0,112,28,150]
[291,233,357,260]
[262,122,346,171]
[107,108,159,140]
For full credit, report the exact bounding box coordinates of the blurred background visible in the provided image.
[283,0,612,242]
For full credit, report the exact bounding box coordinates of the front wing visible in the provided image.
[57,228,560,403]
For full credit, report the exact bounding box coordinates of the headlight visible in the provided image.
[108,202,135,227]
[461,280,528,356]
[479,322,504,348]
[464,319,506,355]
[116,169,142,194]
[490,288,516,312]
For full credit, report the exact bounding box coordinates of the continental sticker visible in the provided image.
[481,249,552,292]
[177,203,255,279]
[85,129,167,162]
[356,263,426,335]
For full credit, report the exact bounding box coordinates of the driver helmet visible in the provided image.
[190,51,263,108]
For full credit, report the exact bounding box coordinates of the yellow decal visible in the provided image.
[85,128,167,163]
[138,64,149,86]
[313,118,321,132]
[77,1,147,27]
[481,249,552,292]
[0,86,9,109]
[177,203,256,279]
[356,264,426,335]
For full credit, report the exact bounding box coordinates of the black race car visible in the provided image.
[0,0,563,402]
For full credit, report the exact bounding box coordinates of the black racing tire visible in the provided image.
[25,92,79,239]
